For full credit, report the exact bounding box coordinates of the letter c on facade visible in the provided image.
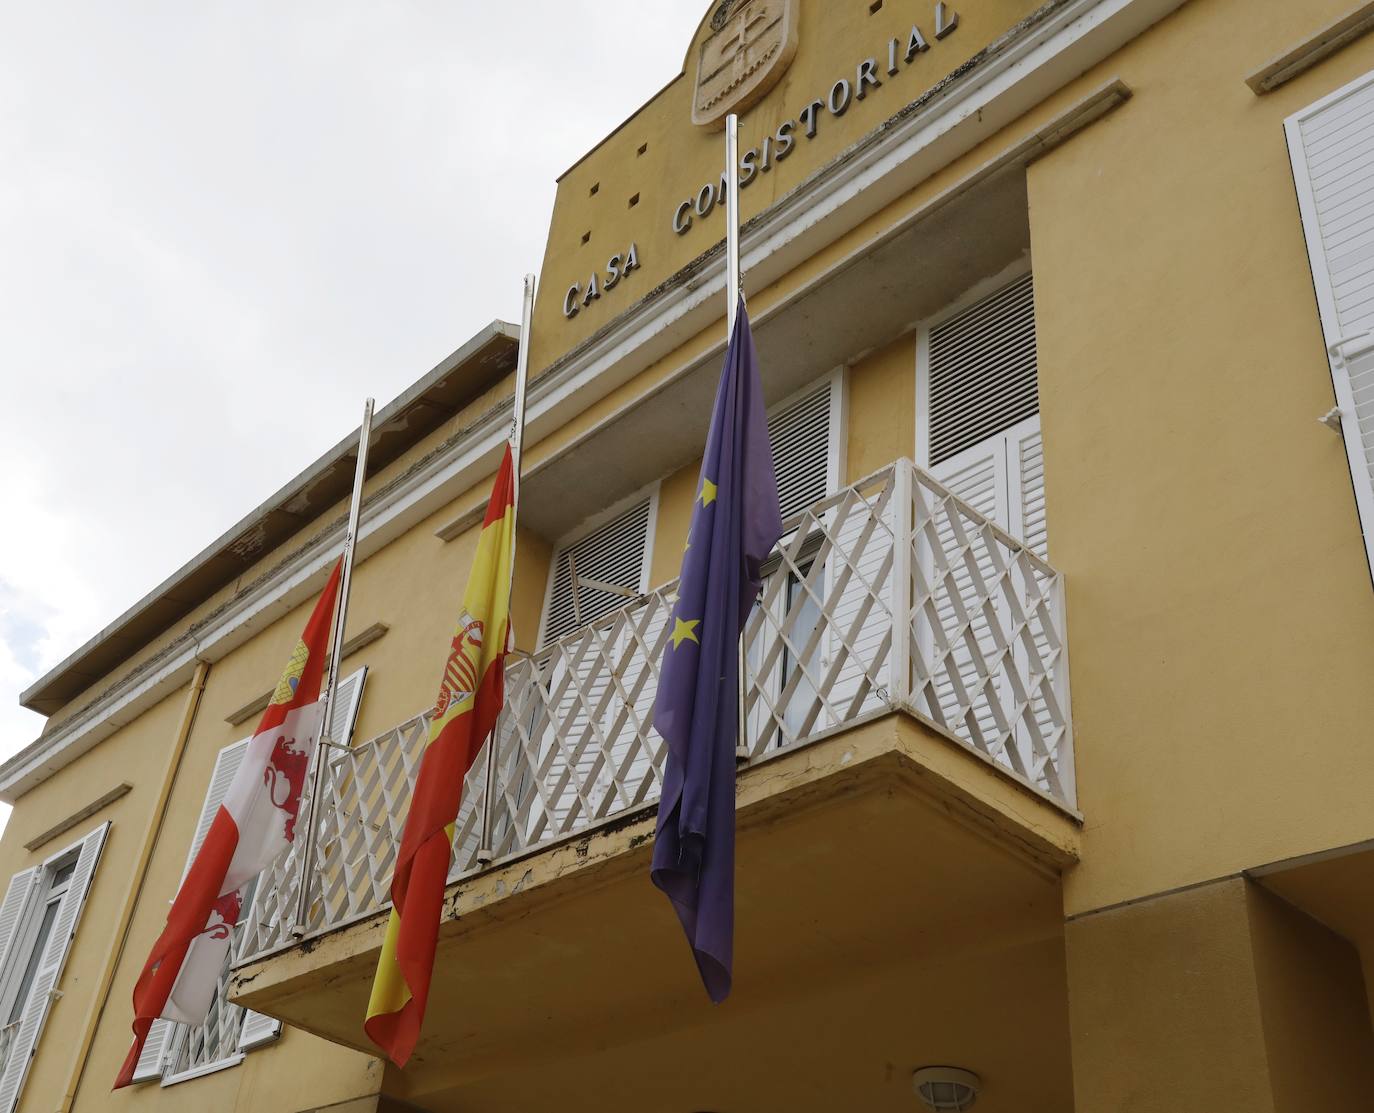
[673,200,694,236]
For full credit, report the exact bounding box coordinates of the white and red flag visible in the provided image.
[115,560,342,1088]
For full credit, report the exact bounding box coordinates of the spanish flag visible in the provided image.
[364,445,516,1066]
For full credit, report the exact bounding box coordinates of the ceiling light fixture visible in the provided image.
[912,1066,981,1111]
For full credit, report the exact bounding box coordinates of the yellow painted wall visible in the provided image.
[1065,880,1277,1112]
[1067,879,1374,1112]
[1247,885,1374,1112]
[1026,0,1374,916]
[847,336,916,481]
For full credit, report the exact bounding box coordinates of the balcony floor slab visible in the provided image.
[232,712,1079,1108]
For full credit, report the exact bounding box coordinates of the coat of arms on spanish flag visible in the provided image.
[364,443,517,1066]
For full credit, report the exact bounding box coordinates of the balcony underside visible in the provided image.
[233,712,1078,1111]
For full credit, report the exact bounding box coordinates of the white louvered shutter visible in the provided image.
[926,443,1011,746]
[542,501,653,647]
[184,738,251,881]
[0,871,40,984]
[136,738,250,1081]
[766,379,882,744]
[1288,71,1374,578]
[324,667,368,748]
[540,501,653,833]
[921,274,1047,770]
[769,382,835,520]
[0,824,109,1113]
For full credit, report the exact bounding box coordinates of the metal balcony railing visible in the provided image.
[237,458,1074,963]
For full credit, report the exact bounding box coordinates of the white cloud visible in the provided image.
[0,2,707,829]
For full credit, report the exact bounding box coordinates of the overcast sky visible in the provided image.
[0,3,706,819]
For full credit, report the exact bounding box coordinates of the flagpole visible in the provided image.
[292,397,374,936]
[477,272,537,865]
[725,113,754,763]
[726,113,742,333]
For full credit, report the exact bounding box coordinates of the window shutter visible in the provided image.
[928,273,1038,467]
[1287,72,1374,577]
[185,736,281,1056]
[0,871,40,982]
[128,1016,176,1083]
[769,382,835,520]
[542,500,652,646]
[920,274,1048,775]
[926,441,1011,745]
[324,667,368,748]
[135,740,250,1083]
[235,1007,281,1054]
[182,737,252,882]
[1012,424,1049,562]
[0,824,109,1113]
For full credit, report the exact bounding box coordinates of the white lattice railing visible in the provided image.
[237,458,1074,963]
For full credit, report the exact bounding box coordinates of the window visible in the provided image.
[744,374,843,751]
[768,376,840,521]
[916,269,1054,774]
[0,823,109,1113]
[1287,70,1374,583]
[132,668,367,1086]
[541,497,655,648]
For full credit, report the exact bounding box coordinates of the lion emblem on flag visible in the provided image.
[204,889,243,941]
[433,615,485,718]
[263,732,311,841]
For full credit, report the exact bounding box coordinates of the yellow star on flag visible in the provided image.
[670,617,701,649]
[698,478,717,508]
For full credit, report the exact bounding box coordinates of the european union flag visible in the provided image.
[652,298,782,1002]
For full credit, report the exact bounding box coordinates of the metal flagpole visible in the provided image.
[478,272,537,865]
[726,113,742,332]
[725,113,753,763]
[292,397,374,936]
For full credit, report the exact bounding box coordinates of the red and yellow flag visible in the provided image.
[364,445,516,1065]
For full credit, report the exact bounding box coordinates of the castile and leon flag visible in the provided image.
[114,560,343,1089]
[365,443,516,1066]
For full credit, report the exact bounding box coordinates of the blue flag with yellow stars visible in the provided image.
[651,296,782,1003]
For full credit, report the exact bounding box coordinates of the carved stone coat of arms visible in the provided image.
[693,0,800,130]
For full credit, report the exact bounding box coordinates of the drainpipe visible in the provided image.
[57,659,211,1112]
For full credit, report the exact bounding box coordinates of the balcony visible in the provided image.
[231,458,1081,1110]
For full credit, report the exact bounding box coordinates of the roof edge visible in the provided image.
[21,320,519,717]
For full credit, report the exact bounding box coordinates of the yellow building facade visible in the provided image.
[4,1,1374,1110]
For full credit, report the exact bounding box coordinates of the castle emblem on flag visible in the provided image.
[269,638,311,705]
[693,0,799,129]
[434,615,485,718]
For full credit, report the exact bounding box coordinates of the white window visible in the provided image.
[1287,70,1374,582]
[768,374,842,521]
[528,495,658,835]
[133,668,367,1086]
[0,823,109,1113]
[918,268,1044,554]
[916,268,1056,777]
[746,373,845,751]
[540,496,656,649]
